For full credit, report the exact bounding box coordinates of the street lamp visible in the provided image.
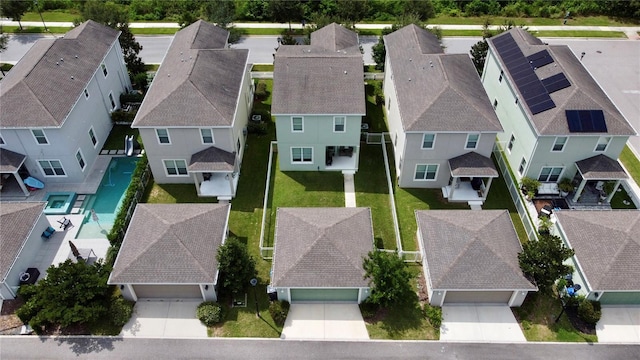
[250,278,260,318]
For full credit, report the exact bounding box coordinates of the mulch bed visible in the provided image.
[564,306,596,335]
[0,299,24,335]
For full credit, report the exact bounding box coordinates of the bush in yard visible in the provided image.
[422,304,442,329]
[247,121,267,135]
[518,233,574,294]
[197,301,225,326]
[216,237,257,296]
[577,299,602,325]
[109,297,134,328]
[255,80,268,99]
[269,300,290,327]
[120,92,144,104]
[359,299,379,319]
[363,250,416,308]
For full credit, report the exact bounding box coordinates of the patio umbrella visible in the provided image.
[69,241,81,260]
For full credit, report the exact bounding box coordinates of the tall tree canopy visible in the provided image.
[518,233,575,294]
[216,237,257,296]
[363,250,416,307]
[0,0,32,30]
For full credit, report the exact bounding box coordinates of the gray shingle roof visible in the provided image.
[448,152,499,177]
[132,21,248,127]
[0,202,45,279]
[108,203,230,284]
[384,25,502,133]
[272,207,373,288]
[556,210,640,291]
[0,148,27,172]
[416,210,536,290]
[0,21,119,129]
[310,23,359,51]
[575,154,629,180]
[188,146,235,172]
[488,28,636,136]
[272,24,365,115]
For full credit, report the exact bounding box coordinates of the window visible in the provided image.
[84,88,89,99]
[101,63,108,77]
[595,136,610,152]
[552,136,567,152]
[292,117,303,132]
[518,158,527,175]
[515,98,519,106]
[200,128,214,144]
[465,134,480,149]
[108,92,116,110]
[422,133,436,149]
[75,149,86,171]
[88,127,98,147]
[237,138,241,153]
[163,160,188,176]
[32,129,48,144]
[498,70,503,83]
[507,134,515,152]
[333,116,346,132]
[156,128,170,144]
[414,164,438,181]
[291,147,312,163]
[538,167,563,182]
[38,160,66,177]
[0,133,4,145]
[493,99,498,110]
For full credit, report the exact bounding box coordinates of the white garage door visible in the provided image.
[444,291,513,304]
[133,285,202,299]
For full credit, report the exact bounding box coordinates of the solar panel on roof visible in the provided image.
[542,73,571,93]
[566,110,607,132]
[530,100,556,115]
[527,49,554,69]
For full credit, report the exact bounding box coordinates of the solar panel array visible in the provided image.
[542,73,571,94]
[492,33,555,115]
[527,50,554,69]
[566,110,607,132]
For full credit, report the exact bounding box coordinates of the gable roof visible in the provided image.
[0,21,120,129]
[448,152,499,177]
[575,154,628,180]
[0,202,45,280]
[272,24,365,115]
[132,21,248,127]
[556,210,640,291]
[384,25,502,133]
[488,28,636,136]
[108,203,230,284]
[271,207,373,288]
[416,210,536,290]
[188,146,235,172]
[0,148,27,173]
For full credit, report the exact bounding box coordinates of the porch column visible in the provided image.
[484,177,494,197]
[192,173,201,195]
[228,172,234,195]
[449,177,457,199]
[14,173,30,196]
[605,180,621,203]
[572,179,587,203]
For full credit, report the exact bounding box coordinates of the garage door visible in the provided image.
[599,292,640,305]
[444,291,513,304]
[133,285,202,299]
[290,289,359,303]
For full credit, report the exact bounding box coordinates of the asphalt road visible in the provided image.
[1,336,639,360]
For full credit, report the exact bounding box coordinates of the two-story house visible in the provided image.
[482,28,636,204]
[384,25,503,205]
[0,21,131,196]
[272,23,365,173]
[132,21,253,201]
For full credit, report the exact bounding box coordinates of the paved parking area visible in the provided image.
[120,300,207,338]
[440,305,526,342]
[281,304,369,340]
[597,306,640,343]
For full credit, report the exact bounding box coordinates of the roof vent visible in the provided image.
[429,60,433,67]
[60,58,64,62]
[408,78,411,82]
[71,76,74,80]
[344,70,347,74]
[75,55,78,58]
[56,62,59,66]
[409,58,412,62]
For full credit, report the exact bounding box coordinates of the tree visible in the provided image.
[518,233,575,294]
[16,260,112,334]
[363,250,415,308]
[469,19,520,76]
[204,0,236,28]
[335,0,368,24]
[0,0,32,30]
[216,237,257,296]
[268,0,304,31]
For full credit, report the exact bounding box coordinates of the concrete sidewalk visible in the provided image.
[344,174,356,207]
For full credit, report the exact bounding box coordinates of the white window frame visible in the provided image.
[498,70,503,83]
[84,88,89,99]
[108,92,116,110]
[493,99,498,110]
[31,129,49,145]
[291,147,313,164]
[465,133,480,150]
[200,128,215,144]
[594,136,611,152]
[333,116,346,133]
[38,159,66,177]
[291,116,303,132]
[75,149,86,171]
[552,136,567,152]
[518,157,527,175]
[422,133,436,150]
[156,128,171,145]
[88,127,98,148]
[101,63,108,77]
[538,166,564,182]
[507,134,515,153]
[163,159,188,176]
[414,164,438,181]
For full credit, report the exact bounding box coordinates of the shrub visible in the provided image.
[521,319,532,330]
[359,300,379,319]
[255,80,268,99]
[197,301,225,326]
[120,92,144,104]
[247,122,267,135]
[577,299,602,325]
[269,300,290,327]
[423,304,442,329]
[110,110,136,124]
[132,72,148,92]
[109,297,134,328]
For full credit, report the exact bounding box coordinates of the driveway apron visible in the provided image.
[440,305,526,342]
[120,300,207,338]
[281,304,369,340]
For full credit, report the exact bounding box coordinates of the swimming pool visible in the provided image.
[43,192,77,215]
[76,157,139,239]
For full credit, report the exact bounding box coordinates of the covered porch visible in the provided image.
[570,155,628,206]
[442,152,498,206]
[325,146,358,173]
[0,148,30,197]
[189,146,239,201]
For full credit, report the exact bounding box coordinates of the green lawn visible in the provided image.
[103,125,140,151]
[131,28,180,35]
[2,25,73,33]
[483,172,529,244]
[610,185,637,210]
[513,292,598,342]
[620,145,640,186]
[534,30,626,38]
[428,15,637,27]
[251,64,274,71]
[23,10,79,22]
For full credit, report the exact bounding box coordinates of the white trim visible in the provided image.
[75,148,87,172]
[414,164,439,181]
[88,126,98,148]
[200,128,215,145]
[31,129,49,145]
[290,146,313,164]
[594,136,611,152]
[108,91,117,110]
[551,136,568,152]
[518,157,527,176]
[156,128,171,145]
[333,116,346,133]
[507,133,515,153]
[38,159,67,177]
[465,133,480,150]
[101,62,108,78]
[291,116,304,133]
[162,159,189,177]
[421,133,436,150]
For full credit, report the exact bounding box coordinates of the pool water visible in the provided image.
[76,157,139,239]
[43,192,77,214]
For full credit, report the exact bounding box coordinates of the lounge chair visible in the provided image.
[41,226,56,239]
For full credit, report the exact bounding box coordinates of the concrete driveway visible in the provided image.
[120,300,207,338]
[281,304,369,340]
[597,306,640,343]
[440,305,526,342]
